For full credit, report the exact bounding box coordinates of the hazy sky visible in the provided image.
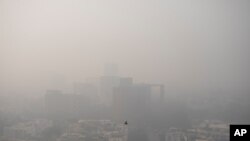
[1,0,250,95]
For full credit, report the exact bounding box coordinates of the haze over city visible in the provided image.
[0,0,250,141]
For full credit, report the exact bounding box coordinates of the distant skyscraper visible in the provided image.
[112,79,165,141]
[99,64,120,106]
[113,82,151,127]
[113,83,151,141]
[100,75,120,106]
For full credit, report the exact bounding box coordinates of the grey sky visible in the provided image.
[1,0,250,95]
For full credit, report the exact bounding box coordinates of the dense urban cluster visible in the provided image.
[0,65,249,141]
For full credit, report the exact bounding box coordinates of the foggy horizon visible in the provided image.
[1,1,250,141]
[1,0,250,97]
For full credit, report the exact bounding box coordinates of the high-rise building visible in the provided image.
[112,79,166,141]
[113,82,151,127]
[100,76,120,106]
[99,64,120,106]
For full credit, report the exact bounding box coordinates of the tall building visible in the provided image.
[112,79,166,141]
[99,64,120,106]
[113,83,152,141]
[113,81,151,127]
[100,75,120,106]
